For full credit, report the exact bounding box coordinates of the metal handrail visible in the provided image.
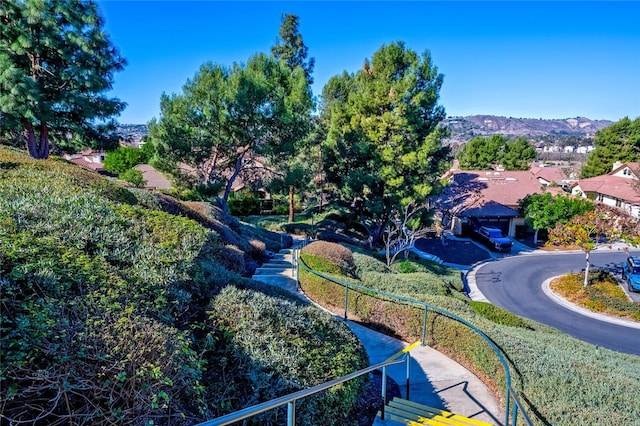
[296,255,534,426]
[195,355,409,426]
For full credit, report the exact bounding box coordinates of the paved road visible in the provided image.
[473,250,640,356]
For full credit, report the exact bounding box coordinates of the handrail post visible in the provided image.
[405,352,411,400]
[292,248,297,278]
[381,365,388,420]
[421,305,428,345]
[343,283,349,320]
[287,401,295,426]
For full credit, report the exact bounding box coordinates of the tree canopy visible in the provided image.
[271,13,315,86]
[580,117,640,178]
[548,204,640,286]
[456,135,536,170]
[148,52,313,212]
[269,13,316,221]
[321,41,450,242]
[103,145,152,174]
[0,0,126,158]
[519,192,594,244]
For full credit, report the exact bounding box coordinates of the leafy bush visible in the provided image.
[469,301,535,329]
[0,147,368,425]
[205,285,368,424]
[302,241,355,274]
[120,168,145,187]
[228,191,261,216]
[103,145,150,174]
[283,222,315,235]
[353,252,390,276]
[360,271,456,298]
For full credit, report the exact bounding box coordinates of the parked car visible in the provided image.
[622,256,640,292]
[474,226,513,252]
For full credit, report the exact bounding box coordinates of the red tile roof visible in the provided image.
[574,175,640,204]
[451,170,564,208]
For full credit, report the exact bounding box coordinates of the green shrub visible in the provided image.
[282,222,315,235]
[302,241,355,274]
[205,285,368,424]
[353,252,390,276]
[1,147,373,425]
[469,301,535,329]
[393,259,464,292]
[103,145,150,174]
[360,271,454,298]
[228,192,261,216]
[120,168,145,187]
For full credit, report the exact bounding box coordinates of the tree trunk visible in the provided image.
[288,185,294,222]
[533,228,539,245]
[219,155,245,213]
[583,251,591,287]
[24,121,50,159]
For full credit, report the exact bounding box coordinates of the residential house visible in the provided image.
[436,165,567,237]
[63,149,111,175]
[571,162,640,219]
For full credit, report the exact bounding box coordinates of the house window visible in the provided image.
[623,168,630,176]
[596,194,603,202]
[616,199,622,207]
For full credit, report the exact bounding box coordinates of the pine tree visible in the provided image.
[0,0,126,158]
[321,42,450,243]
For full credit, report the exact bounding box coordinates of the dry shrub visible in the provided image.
[212,244,246,274]
[302,241,355,272]
[248,239,266,258]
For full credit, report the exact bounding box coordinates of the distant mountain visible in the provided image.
[441,115,613,144]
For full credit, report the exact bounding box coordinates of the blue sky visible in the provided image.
[97,1,640,124]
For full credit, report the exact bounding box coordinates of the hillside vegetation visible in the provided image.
[0,146,368,425]
[299,241,640,425]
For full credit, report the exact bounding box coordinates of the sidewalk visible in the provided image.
[252,244,505,426]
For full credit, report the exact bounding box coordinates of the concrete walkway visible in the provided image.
[252,243,505,426]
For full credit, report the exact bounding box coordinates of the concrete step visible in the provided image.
[260,260,292,267]
[377,398,493,426]
[253,267,293,276]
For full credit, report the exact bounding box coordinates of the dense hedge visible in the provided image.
[0,147,367,425]
[299,241,640,425]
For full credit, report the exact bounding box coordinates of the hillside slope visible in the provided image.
[442,115,612,143]
[0,146,368,425]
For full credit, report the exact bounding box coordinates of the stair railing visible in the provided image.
[297,257,534,426]
[195,353,410,426]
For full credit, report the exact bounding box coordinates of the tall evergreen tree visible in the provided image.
[502,137,537,170]
[0,0,126,159]
[271,13,315,85]
[321,42,450,243]
[581,117,640,178]
[270,13,315,220]
[456,135,507,170]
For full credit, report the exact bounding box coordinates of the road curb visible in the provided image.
[541,277,640,329]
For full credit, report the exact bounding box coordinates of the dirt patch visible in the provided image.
[414,238,491,266]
